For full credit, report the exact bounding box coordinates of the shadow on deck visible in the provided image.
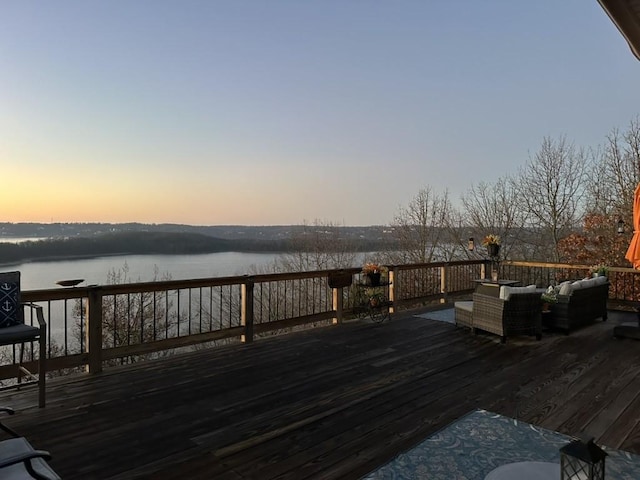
[1,306,640,479]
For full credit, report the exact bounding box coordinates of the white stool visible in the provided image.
[485,461,560,480]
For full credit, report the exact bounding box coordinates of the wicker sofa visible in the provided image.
[546,276,609,333]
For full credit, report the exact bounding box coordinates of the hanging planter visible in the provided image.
[367,272,381,286]
[482,234,501,258]
[362,263,385,286]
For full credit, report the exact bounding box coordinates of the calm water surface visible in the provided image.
[3,252,283,290]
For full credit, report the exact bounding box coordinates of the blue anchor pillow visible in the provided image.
[0,271,21,328]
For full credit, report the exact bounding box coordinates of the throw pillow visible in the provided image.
[0,271,21,328]
[558,281,572,296]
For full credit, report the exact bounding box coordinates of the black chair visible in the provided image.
[0,272,46,408]
[0,407,59,480]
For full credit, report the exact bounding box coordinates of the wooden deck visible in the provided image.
[2,307,640,479]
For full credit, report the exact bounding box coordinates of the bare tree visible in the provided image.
[516,136,588,262]
[385,187,453,264]
[269,220,359,273]
[589,117,640,224]
[73,263,178,365]
[460,176,528,260]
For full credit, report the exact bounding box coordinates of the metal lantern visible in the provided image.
[468,237,475,251]
[560,437,607,480]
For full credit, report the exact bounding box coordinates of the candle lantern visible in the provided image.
[468,237,475,251]
[560,437,607,480]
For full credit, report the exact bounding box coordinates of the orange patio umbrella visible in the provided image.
[626,183,640,269]
[617,183,640,338]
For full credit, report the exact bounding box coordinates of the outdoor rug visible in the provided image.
[362,409,640,479]
[414,308,455,324]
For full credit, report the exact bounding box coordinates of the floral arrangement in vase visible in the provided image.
[482,234,501,247]
[362,263,386,286]
[482,234,501,258]
[362,263,383,275]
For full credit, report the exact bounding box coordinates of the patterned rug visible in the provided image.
[362,409,640,479]
[414,308,455,324]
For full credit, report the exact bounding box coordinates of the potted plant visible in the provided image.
[482,234,501,258]
[362,263,385,286]
[541,285,558,312]
[368,291,386,307]
[590,264,608,278]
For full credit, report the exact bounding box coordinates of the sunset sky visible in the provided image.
[2,1,639,226]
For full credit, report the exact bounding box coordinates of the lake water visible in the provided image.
[2,252,284,290]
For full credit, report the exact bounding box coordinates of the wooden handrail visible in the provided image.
[7,259,639,381]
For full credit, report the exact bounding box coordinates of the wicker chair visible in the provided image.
[0,271,47,408]
[472,291,543,343]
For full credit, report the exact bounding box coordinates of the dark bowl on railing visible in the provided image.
[56,279,84,287]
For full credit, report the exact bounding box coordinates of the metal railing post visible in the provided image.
[85,286,103,374]
[241,277,254,343]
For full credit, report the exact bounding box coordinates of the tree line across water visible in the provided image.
[0,230,394,266]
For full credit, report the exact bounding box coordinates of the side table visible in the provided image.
[473,279,520,297]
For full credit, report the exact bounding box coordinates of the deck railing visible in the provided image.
[3,259,639,381]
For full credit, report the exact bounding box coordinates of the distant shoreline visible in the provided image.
[0,251,131,267]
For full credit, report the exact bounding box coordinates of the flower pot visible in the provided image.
[487,244,500,258]
[367,272,381,286]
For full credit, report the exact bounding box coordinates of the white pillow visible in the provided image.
[594,275,608,285]
[499,286,510,300]
[571,280,583,290]
[558,281,572,296]
[500,284,536,301]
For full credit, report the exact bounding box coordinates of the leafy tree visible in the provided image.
[557,212,628,267]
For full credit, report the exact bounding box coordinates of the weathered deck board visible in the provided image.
[1,308,640,479]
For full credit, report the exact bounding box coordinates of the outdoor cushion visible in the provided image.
[0,436,60,480]
[558,281,572,295]
[594,275,608,285]
[454,301,474,328]
[0,324,41,346]
[499,284,536,301]
[571,280,583,290]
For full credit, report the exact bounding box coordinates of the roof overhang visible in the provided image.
[598,0,640,60]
